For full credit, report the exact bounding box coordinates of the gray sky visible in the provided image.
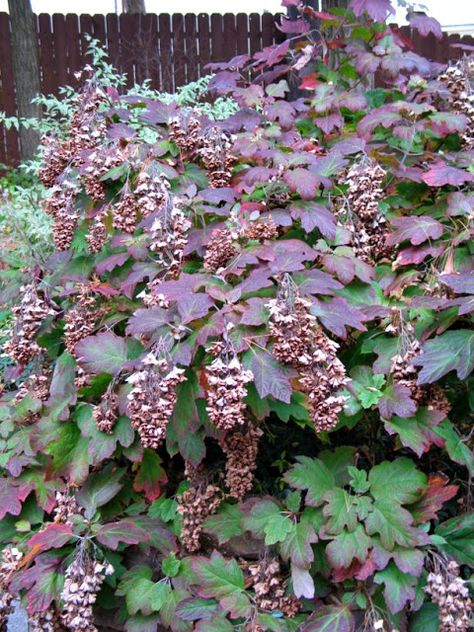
[0,0,471,25]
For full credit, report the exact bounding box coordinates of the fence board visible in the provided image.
[1,11,474,167]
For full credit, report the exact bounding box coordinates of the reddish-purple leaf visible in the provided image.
[410,473,458,524]
[440,272,474,295]
[240,297,268,326]
[396,243,444,266]
[284,168,320,200]
[303,605,355,632]
[244,347,296,403]
[0,479,22,520]
[265,101,296,129]
[28,523,73,552]
[296,269,343,296]
[290,201,337,238]
[95,520,150,549]
[278,16,311,34]
[384,409,445,458]
[386,216,444,246]
[350,0,395,21]
[177,293,215,324]
[378,383,417,419]
[126,307,170,336]
[310,297,366,339]
[357,106,402,139]
[133,449,167,502]
[95,252,129,275]
[421,161,474,187]
[15,554,64,614]
[76,332,129,375]
[408,12,442,39]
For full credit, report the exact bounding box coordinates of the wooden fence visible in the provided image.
[1,12,473,166]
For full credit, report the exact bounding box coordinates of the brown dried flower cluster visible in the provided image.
[127,351,186,449]
[0,547,23,630]
[337,158,390,263]
[4,283,55,365]
[220,421,263,500]
[390,335,451,417]
[205,337,253,432]
[43,177,81,251]
[38,69,108,188]
[169,115,202,154]
[60,551,113,632]
[29,607,64,632]
[267,275,349,432]
[93,382,119,434]
[243,558,300,617]
[425,560,472,632]
[149,194,191,278]
[54,490,83,526]
[14,368,51,405]
[135,171,170,218]
[200,126,236,188]
[438,58,474,149]
[86,212,108,254]
[177,464,223,552]
[203,227,238,273]
[242,217,278,241]
[112,188,138,234]
[64,284,106,357]
[82,144,126,201]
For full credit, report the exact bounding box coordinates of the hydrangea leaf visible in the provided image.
[264,513,294,545]
[283,456,336,506]
[326,524,371,569]
[368,458,427,504]
[384,409,445,458]
[203,503,244,544]
[191,551,245,599]
[75,331,130,375]
[322,489,359,534]
[243,347,295,403]
[435,512,474,566]
[95,520,150,550]
[303,605,355,631]
[374,562,417,613]
[413,330,474,383]
[241,498,282,539]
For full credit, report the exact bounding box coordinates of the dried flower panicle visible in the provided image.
[127,351,186,449]
[438,58,474,149]
[43,177,81,251]
[204,227,238,273]
[82,144,126,202]
[149,194,191,278]
[135,171,170,218]
[29,607,64,632]
[14,368,51,405]
[177,464,224,552]
[389,325,451,417]
[267,275,349,432]
[242,217,278,241]
[64,284,106,357]
[243,558,300,617]
[54,491,83,526]
[0,546,23,629]
[200,126,236,188]
[112,189,139,234]
[4,283,55,365]
[169,115,202,154]
[220,421,263,500]
[337,158,390,263]
[86,211,108,254]
[425,560,472,632]
[60,551,113,632]
[205,336,253,432]
[93,382,119,434]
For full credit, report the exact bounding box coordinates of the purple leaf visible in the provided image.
[313,112,344,134]
[95,252,129,275]
[177,293,215,324]
[200,188,235,204]
[350,0,395,21]
[0,480,21,519]
[265,101,296,129]
[284,168,320,199]
[378,383,417,419]
[240,297,268,326]
[384,409,445,458]
[244,347,296,403]
[290,201,337,238]
[303,605,355,632]
[120,262,160,299]
[237,268,274,294]
[278,16,311,34]
[422,161,474,187]
[386,216,444,246]
[76,332,129,375]
[157,273,208,300]
[296,269,343,296]
[439,273,474,295]
[413,330,474,383]
[28,523,73,552]
[126,307,171,336]
[269,239,318,272]
[95,520,150,549]
[408,12,443,39]
[310,297,366,339]
[357,106,402,139]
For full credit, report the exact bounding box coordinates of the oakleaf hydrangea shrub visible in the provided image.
[0,1,473,631]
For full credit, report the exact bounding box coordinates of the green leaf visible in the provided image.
[326,525,371,569]
[175,597,218,621]
[242,499,281,539]
[303,605,355,631]
[434,420,474,475]
[284,457,335,506]
[435,512,474,566]
[162,553,181,578]
[365,500,421,550]
[45,421,91,485]
[149,497,178,523]
[414,330,474,383]
[384,410,444,458]
[369,458,427,504]
[264,513,294,545]
[76,465,124,519]
[75,331,130,375]
[191,551,245,599]
[125,578,171,615]
[280,522,317,567]
[348,467,370,494]
[374,562,417,614]
[203,503,244,544]
[409,602,440,632]
[350,366,385,409]
[46,352,77,421]
[322,489,359,534]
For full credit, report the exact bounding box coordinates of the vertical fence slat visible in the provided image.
[52,14,68,90]
[119,13,135,88]
[197,13,211,77]
[92,14,106,48]
[262,12,275,47]
[211,13,224,62]
[249,13,261,56]
[65,14,81,87]
[172,13,186,87]
[235,13,249,56]
[0,12,18,165]
[223,13,237,62]
[158,14,173,92]
[79,14,94,68]
[106,13,120,70]
[184,13,198,83]
[141,13,159,88]
[38,13,56,95]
